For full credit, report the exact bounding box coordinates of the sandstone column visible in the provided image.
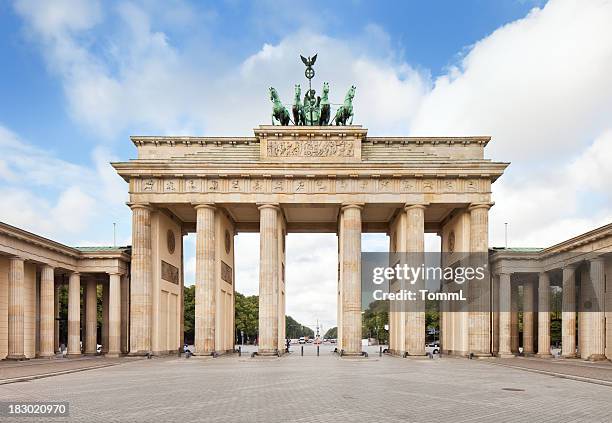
[588,257,606,361]
[561,265,577,358]
[511,282,519,353]
[405,204,426,356]
[340,204,363,356]
[129,204,152,355]
[67,272,81,356]
[7,257,26,360]
[102,282,109,353]
[537,272,552,357]
[194,204,216,355]
[107,273,122,357]
[522,281,534,355]
[498,273,513,357]
[54,283,60,353]
[39,265,55,358]
[258,204,279,355]
[85,278,97,355]
[468,203,491,356]
[120,274,129,354]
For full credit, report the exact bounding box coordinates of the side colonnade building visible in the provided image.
[0,222,130,359]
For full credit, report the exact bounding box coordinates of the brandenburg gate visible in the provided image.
[112,124,508,357]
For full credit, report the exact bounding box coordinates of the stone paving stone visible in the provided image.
[0,347,610,422]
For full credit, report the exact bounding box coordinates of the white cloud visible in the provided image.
[0,124,129,245]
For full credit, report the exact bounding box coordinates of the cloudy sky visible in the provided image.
[1,0,611,331]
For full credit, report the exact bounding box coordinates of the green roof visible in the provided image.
[74,246,130,252]
[490,247,543,253]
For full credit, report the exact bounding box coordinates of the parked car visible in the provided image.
[425,342,440,354]
[298,337,306,344]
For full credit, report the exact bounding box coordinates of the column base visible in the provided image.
[84,352,98,356]
[66,353,82,358]
[497,352,516,358]
[105,352,121,358]
[128,350,152,357]
[37,352,55,359]
[4,354,28,361]
[257,349,279,356]
[561,354,577,359]
[588,354,607,362]
[535,353,553,359]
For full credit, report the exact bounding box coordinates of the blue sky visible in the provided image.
[1,0,611,329]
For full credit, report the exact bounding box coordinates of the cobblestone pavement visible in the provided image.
[0,347,610,422]
[490,356,612,383]
[0,356,132,382]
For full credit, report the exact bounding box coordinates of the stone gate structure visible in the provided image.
[1,126,611,361]
[112,125,508,357]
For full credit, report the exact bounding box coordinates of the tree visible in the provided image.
[362,300,389,344]
[324,327,337,339]
[285,315,314,339]
[183,285,195,344]
[235,292,259,343]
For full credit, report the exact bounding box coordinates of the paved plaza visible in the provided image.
[0,346,611,422]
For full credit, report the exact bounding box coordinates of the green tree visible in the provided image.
[285,315,314,339]
[324,327,337,339]
[183,285,195,344]
[362,300,388,343]
[235,292,259,343]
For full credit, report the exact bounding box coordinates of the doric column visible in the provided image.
[404,204,426,356]
[511,282,519,353]
[54,283,60,353]
[102,282,109,353]
[536,272,552,357]
[39,265,55,358]
[561,265,577,358]
[129,203,152,355]
[107,273,122,357]
[258,204,280,355]
[498,273,514,357]
[67,272,81,356]
[468,203,492,356]
[120,274,129,354]
[194,203,216,355]
[340,204,363,356]
[588,257,606,360]
[85,278,97,355]
[522,281,534,355]
[7,257,26,360]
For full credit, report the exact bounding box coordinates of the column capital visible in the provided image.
[468,202,494,212]
[8,256,25,263]
[127,202,151,211]
[107,271,123,277]
[404,203,428,211]
[193,203,216,211]
[70,271,80,276]
[562,262,578,271]
[589,256,605,265]
[340,203,364,212]
[257,203,280,211]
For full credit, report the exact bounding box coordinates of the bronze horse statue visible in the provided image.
[292,84,305,126]
[318,82,330,126]
[270,87,290,126]
[334,85,356,126]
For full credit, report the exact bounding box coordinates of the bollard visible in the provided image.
[317,345,320,356]
[379,346,382,357]
[238,346,241,357]
[301,345,304,356]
